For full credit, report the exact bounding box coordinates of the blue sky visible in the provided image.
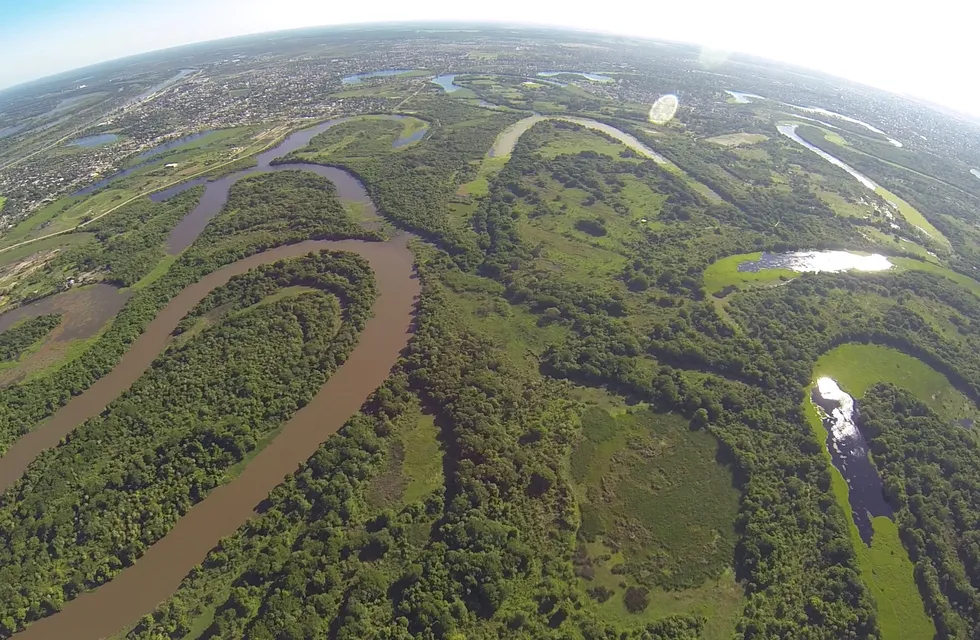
[1,0,978,118]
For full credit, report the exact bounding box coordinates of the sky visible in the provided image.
[1,0,977,116]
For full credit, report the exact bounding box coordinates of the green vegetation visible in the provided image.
[571,405,742,635]
[0,251,375,637]
[0,314,61,364]
[701,252,795,295]
[704,133,768,147]
[814,343,976,423]
[8,41,980,640]
[804,391,934,640]
[860,386,980,637]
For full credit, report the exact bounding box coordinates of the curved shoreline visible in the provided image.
[0,116,420,639]
[12,236,417,640]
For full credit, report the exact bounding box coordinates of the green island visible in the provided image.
[0,24,978,640]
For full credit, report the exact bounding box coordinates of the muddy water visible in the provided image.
[0,284,126,340]
[166,116,396,252]
[2,117,419,639]
[12,237,417,640]
[0,285,129,384]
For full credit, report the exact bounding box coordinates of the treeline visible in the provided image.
[0,315,60,362]
[127,246,709,640]
[0,170,377,454]
[276,99,521,267]
[56,187,204,286]
[0,251,376,637]
[860,385,980,638]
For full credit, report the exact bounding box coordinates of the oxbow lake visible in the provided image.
[737,250,893,274]
[776,124,878,190]
[812,378,893,545]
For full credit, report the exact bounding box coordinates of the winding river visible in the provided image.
[489,114,670,164]
[2,108,685,638]
[2,118,420,640]
[777,123,878,190]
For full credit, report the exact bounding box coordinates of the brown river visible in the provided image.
[1,119,420,640]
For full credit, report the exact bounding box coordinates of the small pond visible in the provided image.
[537,71,613,82]
[738,250,893,274]
[812,378,893,545]
[342,69,414,84]
[69,133,119,147]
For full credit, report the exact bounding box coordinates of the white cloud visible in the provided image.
[1,0,978,116]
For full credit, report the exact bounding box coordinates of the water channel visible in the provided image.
[776,123,878,190]
[725,90,764,104]
[3,118,420,640]
[72,130,216,197]
[812,378,893,545]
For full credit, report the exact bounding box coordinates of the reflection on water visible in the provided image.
[738,250,893,274]
[725,90,764,103]
[790,105,903,147]
[432,74,461,92]
[537,71,613,82]
[342,69,414,84]
[392,126,427,148]
[69,133,119,147]
[777,123,878,190]
[812,378,893,545]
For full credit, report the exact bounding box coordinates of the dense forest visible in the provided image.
[0,315,60,363]
[3,79,980,640]
[0,249,377,637]
[0,170,378,455]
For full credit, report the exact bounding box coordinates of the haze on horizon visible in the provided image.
[1,0,976,118]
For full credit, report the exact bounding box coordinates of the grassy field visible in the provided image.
[814,343,976,423]
[875,185,948,246]
[570,404,742,636]
[803,395,934,640]
[702,252,796,295]
[0,232,94,269]
[401,413,443,503]
[704,133,768,147]
[892,257,980,300]
[0,196,6,212]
